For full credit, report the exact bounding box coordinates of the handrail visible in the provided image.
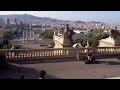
[0,47,120,61]
[1,47,120,51]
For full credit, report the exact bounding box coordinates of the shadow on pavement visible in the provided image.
[10,58,76,65]
[46,74,61,79]
[0,63,59,79]
[98,61,120,65]
[116,57,120,60]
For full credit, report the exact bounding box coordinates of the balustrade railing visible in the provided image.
[0,47,120,61]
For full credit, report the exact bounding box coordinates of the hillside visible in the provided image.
[0,14,60,22]
[0,14,103,24]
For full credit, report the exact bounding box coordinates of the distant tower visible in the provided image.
[5,18,10,25]
[14,18,17,24]
[22,23,35,43]
[20,21,24,30]
[0,18,4,28]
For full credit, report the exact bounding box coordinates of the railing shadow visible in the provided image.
[0,63,59,79]
[116,57,120,60]
[95,54,120,59]
[98,61,120,65]
[46,74,61,79]
[10,57,76,65]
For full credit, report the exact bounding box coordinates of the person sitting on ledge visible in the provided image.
[38,70,46,79]
[84,51,96,64]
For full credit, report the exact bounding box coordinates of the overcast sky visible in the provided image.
[0,11,120,25]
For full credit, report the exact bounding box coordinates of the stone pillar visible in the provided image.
[30,31,32,42]
[54,31,56,36]
[33,31,35,42]
[23,31,25,42]
[26,31,28,42]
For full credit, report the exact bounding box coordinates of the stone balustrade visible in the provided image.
[0,47,120,61]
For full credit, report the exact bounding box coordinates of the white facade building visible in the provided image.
[73,29,88,34]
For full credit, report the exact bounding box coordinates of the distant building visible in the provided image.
[42,25,51,28]
[14,18,17,24]
[116,26,120,30]
[5,18,10,25]
[0,18,4,28]
[22,23,36,42]
[32,24,42,28]
[73,29,88,34]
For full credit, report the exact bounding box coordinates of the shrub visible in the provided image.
[0,44,3,49]
[91,39,99,47]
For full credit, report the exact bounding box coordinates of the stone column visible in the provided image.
[23,31,25,43]
[30,31,32,42]
[54,31,56,36]
[33,31,35,42]
[26,31,28,42]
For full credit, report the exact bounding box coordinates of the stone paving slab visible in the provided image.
[106,77,120,79]
[1,58,120,79]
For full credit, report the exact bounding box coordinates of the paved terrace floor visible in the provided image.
[1,57,120,79]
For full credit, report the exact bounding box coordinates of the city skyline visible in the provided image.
[0,11,120,25]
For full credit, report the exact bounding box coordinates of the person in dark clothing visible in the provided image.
[21,75,24,79]
[39,70,46,79]
[85,51,96,64]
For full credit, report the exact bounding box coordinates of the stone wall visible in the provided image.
[98,36,120,47]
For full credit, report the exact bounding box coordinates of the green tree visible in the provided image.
[3,30,13,40]
[88,39,92,46]
[87,33,92,38]
[40,32,45,37]
[74,29,109,48]
[3,39,9,45]
[81,39,87,47]
[0,44,3,49]
[73,38,83,44]
[40,31,54,39]
[91,39,99,47]
[2,44,9,49]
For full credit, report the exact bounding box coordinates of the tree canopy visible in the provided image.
[74,29,110,48]
[40,31,54,39]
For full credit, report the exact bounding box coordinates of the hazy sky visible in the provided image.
[0,11,120,25]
